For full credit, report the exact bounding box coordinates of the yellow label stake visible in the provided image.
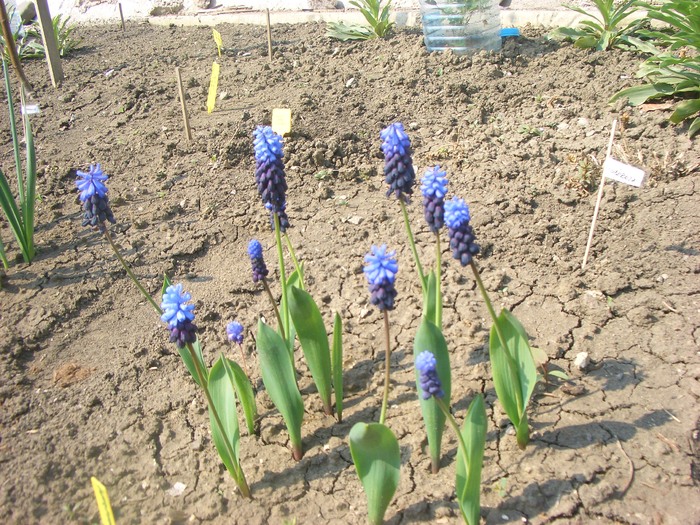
[212,29,223,57]
[271,108,292,136]
[91,477,116,525]
[207,62,220,114]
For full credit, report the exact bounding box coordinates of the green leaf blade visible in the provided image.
[455,395,487,525]
[224,358,258,436]
[208,356,242,480]
[332,312,344,422]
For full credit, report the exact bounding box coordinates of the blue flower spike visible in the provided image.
[380,123,416,202]
[75,163,116,231]
[227,321,245,345]
[364,244,398,311]
[247,239,269,283]
[420,166,449,233]
[160,283,198,348]
[444,197,480,267]
[416,351,444,400]
[254,126,290,232]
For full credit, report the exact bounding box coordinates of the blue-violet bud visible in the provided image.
[247,239,269,283]
[364,244,398,311]
[227,321,244,345]
[380,122,415,202]
[76,164,116,231]
[444,197,480,267]
[253,125,289,232]
[416,351,444,400]
[420,166,448,233]
[160,283,198,348]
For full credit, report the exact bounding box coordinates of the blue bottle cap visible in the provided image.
[500,28,521,38]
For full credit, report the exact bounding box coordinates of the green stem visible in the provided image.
[469,260,524,411]
[103,228,161,315]
[274,213,291,354]
[436,397,470,476]
[379,309,392,425]
[284,232,305,290]
[435,233,442,328]
[186,341,251,499]
[400,199,427,293]
[262,277,285,342]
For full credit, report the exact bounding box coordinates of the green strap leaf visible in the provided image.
[288,286,333,415]
[422,270,437,325]
[224,358,258,436]
[669,97,700,124]
[22,112,36,261]
[332,312,344,422]
[256,319,304,459]
[455,395,487,525]
[414,317,451,473]
[349,422,400,525]
[208,356,242,481]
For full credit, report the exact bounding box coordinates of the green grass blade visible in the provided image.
[288,286,333,415]
[208,356,242,481]
[0,168,29,260]
[224,358,258,436]
[332,312,344,422]
[348,422,400,525]
[455,395,487,525]
[0,235,8,269]
[256,319,304,459]
[22,112,36,261]
[2,58,23,206]
[414,317,450,473]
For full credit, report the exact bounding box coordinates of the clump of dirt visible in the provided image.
[0,21,698,524]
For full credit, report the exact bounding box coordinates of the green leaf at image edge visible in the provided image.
[349,422,400,525]
[455,395,487,525]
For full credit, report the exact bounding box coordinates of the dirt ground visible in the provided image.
[0,21,698,525]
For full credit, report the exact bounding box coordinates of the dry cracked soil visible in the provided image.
[0,20,699,525]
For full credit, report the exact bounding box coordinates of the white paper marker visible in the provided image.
[271,108,292,136]
[603,157,646,188]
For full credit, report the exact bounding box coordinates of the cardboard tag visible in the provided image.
[212,29,222,57]
[603,157,646,187]
[91,477,116,525]
[206,62,220,114]
[271,108,292,136]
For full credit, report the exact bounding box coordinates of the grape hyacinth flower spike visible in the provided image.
[253,125,289,232]
[420,166,448,234]
[76,163,116,232]
[444,197,480,267]
[380,122,415,202]
[364,244,398,425]
[161,283,198,348]
[416,351,445,400]
[227,320,250,374]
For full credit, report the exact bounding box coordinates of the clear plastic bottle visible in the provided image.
[419,0,502,54]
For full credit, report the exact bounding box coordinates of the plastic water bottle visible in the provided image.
[419,0,502,54]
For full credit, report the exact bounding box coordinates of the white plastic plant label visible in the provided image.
[603,157,646,187]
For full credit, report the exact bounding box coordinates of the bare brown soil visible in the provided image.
[0,21,698,525]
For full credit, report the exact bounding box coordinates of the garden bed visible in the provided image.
[0,21,698,524]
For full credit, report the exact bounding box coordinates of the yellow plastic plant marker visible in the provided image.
[212,29,223,57]
[91,477,116,525]
[271,108,292,136]
[207,62,220,114]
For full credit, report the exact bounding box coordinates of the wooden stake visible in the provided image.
[582,119,617,270]
[118,3,125,31]
[175,67,192,141]
[34,0,64,87]
[0,0,31,91]
[266,9,272,63]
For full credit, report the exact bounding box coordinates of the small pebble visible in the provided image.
[574,352,590,371]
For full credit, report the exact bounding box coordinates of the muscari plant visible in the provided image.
[0,55,37,267]
[74,163,255,498]
[327,0,394,41]
[249,125,344,460]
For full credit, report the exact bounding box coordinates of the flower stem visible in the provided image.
[436,397,470,476]
[186,342,251,499]
[103,228,161,315]
[284,232,305,290]
[400,200,427,293]
[435,233,442,328]
[273,214,291,354]
[379,309,392,425]
[262,277,286,342]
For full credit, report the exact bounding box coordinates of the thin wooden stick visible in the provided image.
[118,3,125,31]
[35,0,64,88]
[582,119,617,270]
[266,9,272,63]
[175,67,192,141]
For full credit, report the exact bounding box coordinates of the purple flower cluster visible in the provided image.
[227,321,244,345]
[247,239,269,283]
[160,283,198,348]
[364,244,398,311]
[254,126,290,232]
[75,164,116,231]
[444,197,480,267]
[416,351,444,400]
[420,166,448,233]
[380,123,415,202]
